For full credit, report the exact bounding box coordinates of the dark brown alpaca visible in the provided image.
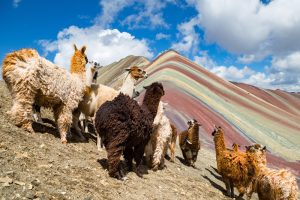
[179,119,201,167]
[94,82,164,179]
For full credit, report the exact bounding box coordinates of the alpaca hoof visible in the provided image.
[61,139,68,144]
[22,123,34,133]
[152,165,158,171]
[136,171,143,178]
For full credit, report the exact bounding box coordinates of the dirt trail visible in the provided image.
[0,81,258,200]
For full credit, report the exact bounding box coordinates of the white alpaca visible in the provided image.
[2,45,89,143]
[72,66,148,149]
[145,101,172,170]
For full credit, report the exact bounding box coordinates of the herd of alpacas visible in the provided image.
[2,45,298,199]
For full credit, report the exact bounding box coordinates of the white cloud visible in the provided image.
[121,0,174,29]
[271,52,300,73]
[171,17,200,55]
[94,0,134,28]
[13,0,21,8]
[155,33,170,40]
[193,52,300,92]
[187,0,300,60]
[39,26,153,68]
[95,0,176,29]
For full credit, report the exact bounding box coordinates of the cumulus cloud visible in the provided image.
[13,0,22,8]
[188,0,300,59]
[155,33,170,40]
[194,53,255,83]
[121,0,174,29]
[171,17,200,56]
[39,26,153,68]
[95,0,175,29]
[94,0,134,28]
[194,52,300,91]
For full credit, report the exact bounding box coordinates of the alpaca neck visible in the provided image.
[214,133,226,155]
[70,53,85,79]
[187,125,199,144]
[142,93,161,121]
[119,73,136,97]
[85,66,94,87]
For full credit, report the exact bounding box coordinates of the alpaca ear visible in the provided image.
[74,44,78,51]
[81,46,86,54]
[125,68,131,71]
[143,85,149,89]
[262,146,267,151]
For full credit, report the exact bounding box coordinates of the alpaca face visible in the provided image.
[211,126,223,136]
[126,66,148,80]
[187,119,200,129]
[71,44,88,74]
[245,143,267,165]
[144,82,165,97]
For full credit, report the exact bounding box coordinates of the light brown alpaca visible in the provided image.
[168,123,177,162]
[245,144,299,200]
[212,126,259,199]
[179,119,201,167]
[2,45,88,143]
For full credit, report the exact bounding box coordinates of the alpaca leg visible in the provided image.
[152,137,166,170]
[230,180,235,198]
[237,185,245,198]
[72,109,86,141]
[223,178,231,197]
[133,144,146,178]
[10,97,34,132]
[169,142,175,162]
[106,145,124,180]
[144,141,153,168]
[33,104,43,123]
[55,106,72,144]
[123,146,134,171]
[96,132,102,151]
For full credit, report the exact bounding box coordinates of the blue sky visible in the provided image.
[1,0,300,91]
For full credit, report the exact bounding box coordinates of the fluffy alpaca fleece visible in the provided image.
[168,123,177,162]
[2,45,88,143]
[179,119,201,167]
[212,126,259,199]
[144,101,172,170]
[94,82,164,179]
[245,144,298,200]
[73,66,147,150]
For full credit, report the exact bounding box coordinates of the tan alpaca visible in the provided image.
[144,101,172,170]
[2,45,88,143]
[245,144,298,200]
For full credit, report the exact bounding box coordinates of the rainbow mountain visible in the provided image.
[97,50,300,177]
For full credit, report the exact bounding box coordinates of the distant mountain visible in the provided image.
[98,50,300,177]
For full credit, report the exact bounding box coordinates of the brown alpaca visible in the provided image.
[2,45,88,143]
[94,82,164,179]
[168,123,177,162]
[212,126,259,199]
[179,119,201,167]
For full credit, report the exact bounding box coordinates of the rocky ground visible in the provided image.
[0,81,259,200]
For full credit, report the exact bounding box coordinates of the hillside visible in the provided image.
[0,81,252,199]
